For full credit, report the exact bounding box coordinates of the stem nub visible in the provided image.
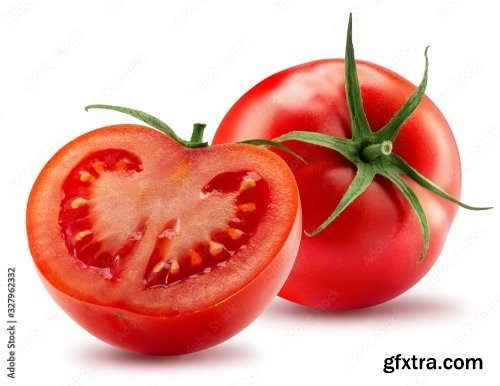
[361,140,393,162]
[190,123,207,145]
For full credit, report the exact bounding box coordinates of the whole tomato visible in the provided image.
[213,15,488,310]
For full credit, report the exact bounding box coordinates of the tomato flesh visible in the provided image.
[27,124,301,354]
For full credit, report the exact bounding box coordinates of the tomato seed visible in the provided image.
[79,171,96,183]
[238,203,256,213]
[190,250,202,267]
[71,197,88,209]
[209,241,224,256]
[239,178,257,191]
[227,228,243,240]
[169,259,180,275]
[91,161,107,174]
[74,230,92,241]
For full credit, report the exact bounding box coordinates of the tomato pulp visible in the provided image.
[27,124,301,354]
[214,59,461,310]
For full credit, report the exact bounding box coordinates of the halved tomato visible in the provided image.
[27,124,301,355]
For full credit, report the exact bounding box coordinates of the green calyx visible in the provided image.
[84,105,306,162]
[85,104,209,148]
[274,14,492,261]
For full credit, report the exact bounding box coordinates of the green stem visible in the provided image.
[361,140,393,162]
[190,123,206,144]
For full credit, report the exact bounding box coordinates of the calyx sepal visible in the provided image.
[85,104,209,148]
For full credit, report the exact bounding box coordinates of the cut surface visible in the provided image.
[143,171,269,288]
[28,125,299,316]
[59,149,145,278]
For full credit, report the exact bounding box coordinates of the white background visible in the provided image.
[1,0,499,385]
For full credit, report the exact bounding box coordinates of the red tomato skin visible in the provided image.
[37,210,301,355]
[213,59,461,310]
[27,124,301,354]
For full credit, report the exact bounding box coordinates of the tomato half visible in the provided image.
[213,59,461,310]
[27,124,301,354]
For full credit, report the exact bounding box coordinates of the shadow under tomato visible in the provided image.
[74,338,257,368]
[264,293,463,324]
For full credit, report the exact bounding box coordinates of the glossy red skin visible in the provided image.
[27,124,301,354]
[214,59,461,310]
[40,228,301,355]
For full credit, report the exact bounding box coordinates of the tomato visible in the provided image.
[213,57,464,310]
[27,123,301,354]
